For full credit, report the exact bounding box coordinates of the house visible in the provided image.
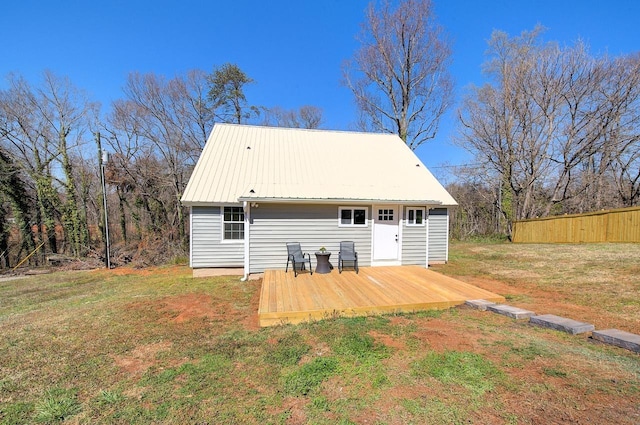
[180,124,457,278]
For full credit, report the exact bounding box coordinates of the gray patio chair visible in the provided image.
[285,242,313,277]
[338,241,358,274]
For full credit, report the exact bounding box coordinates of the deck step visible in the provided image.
[487,304,535,319]
[465,299,496,311]
[529,314,595,335]
[592,329,640,353]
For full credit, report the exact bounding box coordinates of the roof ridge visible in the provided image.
[214,122,399,137]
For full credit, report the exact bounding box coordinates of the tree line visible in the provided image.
[2,1,639,267]
[451,26,640,238]
[0,66,323,267]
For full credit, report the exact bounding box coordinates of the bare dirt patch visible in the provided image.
[369,330,406,350]
[243,280,262,331]
[112,340,172,376]
[160,293,219,323]
[265,396,308,425]
[411,317,477,352]
[126,285,262,331]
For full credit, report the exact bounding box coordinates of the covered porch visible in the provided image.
[258,266,505,327]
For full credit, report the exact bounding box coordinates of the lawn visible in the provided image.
[0,242,639,424]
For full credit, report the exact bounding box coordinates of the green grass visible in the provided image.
[266,332,310,366]
[34,388,81,423]
[1,244,639,424]
[402,397,467,424]
[412,350,505,397]
[543,367,568,378]
[283,357,339,396]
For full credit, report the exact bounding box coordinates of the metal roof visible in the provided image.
[180,124,457,206]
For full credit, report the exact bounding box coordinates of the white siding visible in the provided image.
[191,206,244,268]
[402,210,427,266]
[249,203,372,273]
[428,208,449,263]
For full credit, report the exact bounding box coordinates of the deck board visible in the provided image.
[258,266,505,327]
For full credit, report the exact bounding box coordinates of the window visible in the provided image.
[223,206,244,240]
[378,208,394,221]
[406,208,425,226]
[338,207,368,227]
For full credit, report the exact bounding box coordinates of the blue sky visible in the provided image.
[2,0,639,181]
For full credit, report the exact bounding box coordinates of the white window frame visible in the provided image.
[338,206,368,227]
[377,208,395,222]
[406,207,426,226]
[221,205,245,242]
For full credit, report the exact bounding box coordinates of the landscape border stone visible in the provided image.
[592,329,640,353]
[529,314,595,335]
[464,299,496,311]
[487,304,535,319]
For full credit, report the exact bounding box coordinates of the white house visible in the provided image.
[181,124,457,278]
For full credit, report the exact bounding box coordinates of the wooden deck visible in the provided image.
[258,266,505,327]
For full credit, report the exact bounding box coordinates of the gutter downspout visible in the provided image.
[241,201,250,281]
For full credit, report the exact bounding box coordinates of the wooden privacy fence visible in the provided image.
[512,206,640,243]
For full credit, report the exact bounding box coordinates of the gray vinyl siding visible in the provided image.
[191,206,244,268]
[402,209,427,266]
[428,208,449,263]
[249,203,372,273]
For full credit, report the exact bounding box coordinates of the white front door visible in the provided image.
[373,205,400,262]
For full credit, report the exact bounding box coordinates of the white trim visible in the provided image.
[189,206,193,268]
[406,207,426,226]
[371,259,402,266]
[243,201,250,277]
[425,209,430,268]
[337,206,369,227]
[235,197,445,205]
[445,208,450,262]
[221,204,245,243]
[397,208,403,264]
[370,213,375,264]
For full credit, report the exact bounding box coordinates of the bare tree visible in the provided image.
[343,0,453,149]
[103,70,215,252]
[0,72,98,257]
[446,166,503,239]
[457,27,640,237]
[599,54,640,208]
[0,146,36,265]
[262,105,324,129]
[38,71,96,256]
[0,74,61,254]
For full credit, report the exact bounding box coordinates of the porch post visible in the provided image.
[425,207,430,268]
[445,207,450,263]
[243,201,250,279]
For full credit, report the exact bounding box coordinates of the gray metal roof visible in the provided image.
[181,124,457,206]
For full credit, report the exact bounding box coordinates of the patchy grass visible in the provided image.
[34,388,81,423]
[0,245,639,424]
[283,357,339,396]
[412,350,505,397]
[437,242,640,333]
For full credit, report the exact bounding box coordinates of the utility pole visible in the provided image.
[97,132,111,269]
